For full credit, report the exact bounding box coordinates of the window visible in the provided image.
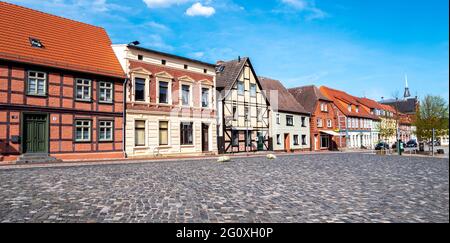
[245,131,252,146]
[27,71,46,96]
[250,83,256,97]
[75,78,92,101]
[321,103,328,112]
[356,106,359,113]
[75,120,91,142]
[286,115,294,126]
[301,117,306,127]
[302,135,307,145]
[29,38,44,48]
[181,84,190,106]
[256,108,261,121]
[159,121,168,145]
[134,78,145,102]
[327,119,332,128]
[320,135,329,149]
[203,69,207,74]
[161,59,166,65]
[317,118,323,128]
[233,106,238,120]
[276,114,280,124]
[293,135,299,145]
[232,130,239,146]
[237,81,244,95]
[180,122,193,145]
[201,88,209,108]
[135,120,146,146]
[184,64,188,70]
[277,134,281,145]
[138,55,143,61]
[99,81,113,103]
[99,121,113,141]
[159,81,169,104]
[348,105,352,112]
[244,106,249,121]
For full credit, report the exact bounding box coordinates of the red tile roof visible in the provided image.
[320,86,378,119]
[0,2,125,78]
[357,97,385,110]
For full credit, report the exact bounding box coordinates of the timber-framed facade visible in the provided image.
[216,58,270,154]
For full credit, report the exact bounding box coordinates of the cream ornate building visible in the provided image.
[113,44,217,158]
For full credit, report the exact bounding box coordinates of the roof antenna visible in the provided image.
[129,41,140,46]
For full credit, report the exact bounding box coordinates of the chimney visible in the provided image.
[238,56,241,62]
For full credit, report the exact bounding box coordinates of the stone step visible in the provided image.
[16,154,62,164]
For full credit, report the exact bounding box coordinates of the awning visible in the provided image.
[320,130,342,136]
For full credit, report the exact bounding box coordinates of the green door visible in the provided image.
[23,114,48,153]
[257,132,264,151]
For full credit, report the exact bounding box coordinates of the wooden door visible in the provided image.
[284,133,290,152]
[202,123,209,152]
[23,114,48,153]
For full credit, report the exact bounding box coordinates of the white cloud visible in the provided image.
[147,21,170,31]
[185,2,215,17]
[281,0,308,10]
[279,0,327,20]
[143,0,191,8]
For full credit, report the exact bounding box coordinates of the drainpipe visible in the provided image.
[123,78,129,158]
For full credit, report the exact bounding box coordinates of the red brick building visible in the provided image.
[289,85,342,151]
[0,2,126,162]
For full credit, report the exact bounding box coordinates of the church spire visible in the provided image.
[403,74,411,99]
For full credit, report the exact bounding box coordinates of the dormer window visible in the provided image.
[348,105,352,112]
[356,106,359,113]
[29,38,44,48]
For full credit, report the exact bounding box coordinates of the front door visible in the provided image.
[23,114,48,154]
[284,133,290,152]
[257,132,264,151]
[202,123,209,152]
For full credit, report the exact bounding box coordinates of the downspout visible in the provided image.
[123,78,129,158]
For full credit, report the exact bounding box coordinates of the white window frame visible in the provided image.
[75,78,92,101]
[134,120,147,147]
[157,77,172,105]
[200,85,212,109]
[98,120,113,142]
[250,83,257,97]
[27,70,47,96]
[317,118,323,128]
[158,120,170,146]
[180,83,193,107]
[99,81,113,103]
[75,120,91,142]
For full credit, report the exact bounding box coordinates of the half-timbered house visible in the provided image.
[216,57,270,154]
[0,2,126,163]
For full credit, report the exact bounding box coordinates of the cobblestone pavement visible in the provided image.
[0,153,448,223]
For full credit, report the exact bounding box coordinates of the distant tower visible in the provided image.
[403,74,411,99]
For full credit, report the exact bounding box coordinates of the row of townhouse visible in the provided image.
[0,2,416,163]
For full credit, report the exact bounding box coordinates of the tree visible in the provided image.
[414,95,449,142]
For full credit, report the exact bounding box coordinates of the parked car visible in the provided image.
[406,139,418,148]
[428,140,441,146]
[392,141,406,150]
[375,142,390,150]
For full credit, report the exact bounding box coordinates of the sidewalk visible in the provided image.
[0,150,349,170]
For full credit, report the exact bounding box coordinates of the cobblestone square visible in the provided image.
[0,153,448,223]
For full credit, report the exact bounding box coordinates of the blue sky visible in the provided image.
[6,0,449,101]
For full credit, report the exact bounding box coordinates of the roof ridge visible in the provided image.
[1,1,105,31]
